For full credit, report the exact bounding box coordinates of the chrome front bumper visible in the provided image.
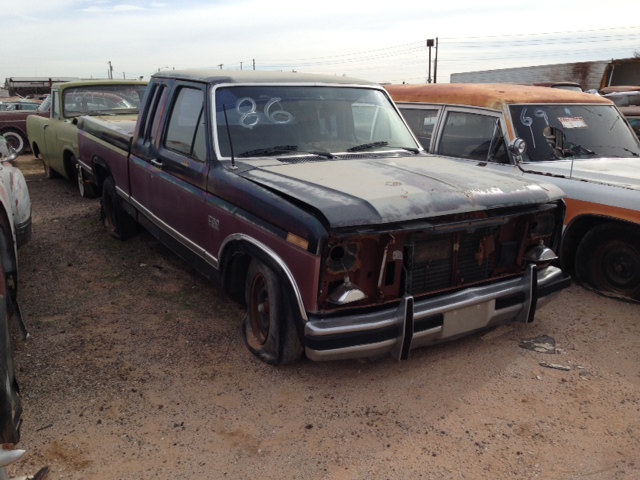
[304,265,570,362]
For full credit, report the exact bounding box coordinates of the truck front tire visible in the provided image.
[243,259,304,365]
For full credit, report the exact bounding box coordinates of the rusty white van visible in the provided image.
[386,83,640,302]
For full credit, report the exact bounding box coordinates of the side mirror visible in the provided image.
[0,135,18,162]
[508,138,527,164]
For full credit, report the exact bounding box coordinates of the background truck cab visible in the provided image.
[26,79,147,196]
[387,83,640,302]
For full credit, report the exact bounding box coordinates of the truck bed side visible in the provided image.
[77,115,136,195]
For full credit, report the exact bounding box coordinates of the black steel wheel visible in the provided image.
[243,259,303,365]
[575,224,640,301]
[100,176,137,240]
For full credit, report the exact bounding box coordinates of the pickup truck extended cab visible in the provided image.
[77,70,570,364]
[27,79,147,196]
[386,83,640,302]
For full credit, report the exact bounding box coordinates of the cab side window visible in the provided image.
[400,108,439,150]
[51,92,60,120]
[165,87,206,161]
[438,111,508,163]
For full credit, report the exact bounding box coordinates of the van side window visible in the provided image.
[400,108,439,150]
[438,111,508,163]
[164,87,205,161]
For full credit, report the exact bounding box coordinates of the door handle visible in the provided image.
[150,159,163,168]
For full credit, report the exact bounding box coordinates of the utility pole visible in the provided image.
[426,39,434,83]
[218,64,223,70]
[434,37,439,84]
[240,61,243,70]
[107,61,113,79]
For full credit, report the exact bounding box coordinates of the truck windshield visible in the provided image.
[63,85,147,117]
[214,85,418,158]
[510,104,640,161]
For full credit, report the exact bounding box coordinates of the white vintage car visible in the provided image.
[0,134,32,479]
[387,83,640,302]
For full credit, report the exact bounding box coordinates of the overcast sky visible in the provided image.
[1,0,638,85]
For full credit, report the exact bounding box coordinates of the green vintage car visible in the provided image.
[26,79,147,197]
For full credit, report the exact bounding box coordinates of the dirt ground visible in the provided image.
[6,154,640,480]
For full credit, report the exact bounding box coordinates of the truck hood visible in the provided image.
[521,157,640,191]
[238,155,564,228]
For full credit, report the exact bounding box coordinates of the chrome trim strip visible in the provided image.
[118,186,219,269]
[117,187,308,322]
[305,265,567,362]
[219,233,308,323]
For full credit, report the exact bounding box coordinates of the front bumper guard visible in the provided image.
[304,265,570,362]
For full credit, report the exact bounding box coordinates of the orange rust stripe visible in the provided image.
[565,198,640,226]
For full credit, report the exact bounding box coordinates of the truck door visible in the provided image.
[42,88,60,163]
[131,83,211,260]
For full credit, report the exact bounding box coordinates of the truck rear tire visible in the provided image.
[101,176,137,240]
[243,259,304,365]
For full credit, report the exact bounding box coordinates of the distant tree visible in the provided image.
[635,50,640,58]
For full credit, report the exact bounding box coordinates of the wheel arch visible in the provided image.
[62,148,78,179]
[218,235,308,328]
[30,140,41,158]
[562,214,640,275]
[0,205,18,300]
[90,155,113,189]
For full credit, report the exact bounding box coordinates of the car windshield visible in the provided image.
[38,95,51,112]
[63,85,147,117]
[510,104,640,161]
[214,85,418,159]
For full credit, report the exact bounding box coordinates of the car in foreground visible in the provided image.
[0,134,32,478]
[27,80,147,197]
[386,83,640,302]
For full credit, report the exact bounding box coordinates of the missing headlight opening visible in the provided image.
[327,242,359,273]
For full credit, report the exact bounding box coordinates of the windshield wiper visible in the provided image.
[237,145,299,158]
[347,141,389,152]
[299,150,335,159]
[86,111,117,116]
[568,144,600,157]
[619,147,640,158]
[237,145,336,159]
[346,141,420,154]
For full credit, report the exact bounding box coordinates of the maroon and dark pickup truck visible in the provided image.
[76,70,570,365]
